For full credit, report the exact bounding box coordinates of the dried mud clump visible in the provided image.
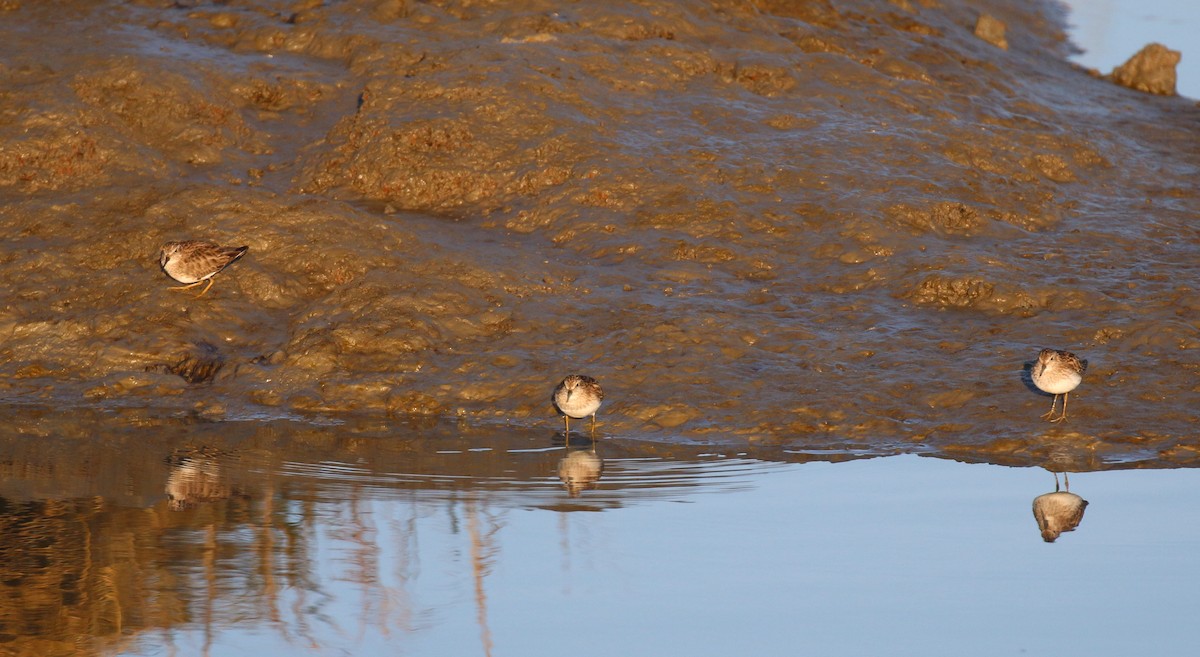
[974,14,1008,50]
[148,343,225,385]
[907,274,997,309]
[1110,43,1181,95]
[888,202,985,235]
[903,274,1040,315]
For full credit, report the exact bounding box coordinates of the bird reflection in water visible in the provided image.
[1032,471,1088,543]
[165,450,235,511]
[558,445,604,498]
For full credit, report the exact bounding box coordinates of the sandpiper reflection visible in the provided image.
[1032,471,1088,543]
[165,451,234,511]
[558,446,604,497]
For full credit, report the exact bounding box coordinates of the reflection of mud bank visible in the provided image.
[0,1,1197,451]
[0,409,772,657]
[0,407,1193,507]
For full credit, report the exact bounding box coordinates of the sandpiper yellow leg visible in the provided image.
[1050,393,1069,423]
[194,278,216,298]
[1041,394,1059,421]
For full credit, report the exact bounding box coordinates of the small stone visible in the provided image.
[974,14,1008,50]
[1110,43,1181,95]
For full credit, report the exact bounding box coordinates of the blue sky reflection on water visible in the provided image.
[123,455,1200,657]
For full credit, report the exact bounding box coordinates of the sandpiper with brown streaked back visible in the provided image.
[1031,348,1086,423]
[552,374,604,435]
[159,240,248,298]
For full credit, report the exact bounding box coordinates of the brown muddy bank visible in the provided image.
[0,0,1198,462]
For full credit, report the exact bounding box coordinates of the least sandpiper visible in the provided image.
[159,240,248,297]
[1032,471,1088,542]
[552,374,604,434]
[1031,348,1086,423]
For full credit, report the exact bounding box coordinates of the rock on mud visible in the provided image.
[1110,43,1181,95]
[974,14,1008,50]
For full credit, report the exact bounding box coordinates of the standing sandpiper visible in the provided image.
[552,374,604,434]
[160,240,249,297]
[1031,348,1086,423]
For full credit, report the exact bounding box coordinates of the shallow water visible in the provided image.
[1,413,1197,656]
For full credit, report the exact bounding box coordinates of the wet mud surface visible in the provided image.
[1,0,1199,464]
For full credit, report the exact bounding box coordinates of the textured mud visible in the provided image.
[1,0,1198,465]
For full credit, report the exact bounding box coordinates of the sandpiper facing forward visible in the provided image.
[552,374,604,434]
[160,240,249,297]
[1031,348,1086,423]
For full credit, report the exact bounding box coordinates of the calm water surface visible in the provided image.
[2,416,1196,657]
